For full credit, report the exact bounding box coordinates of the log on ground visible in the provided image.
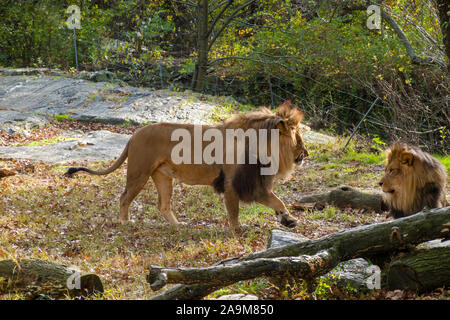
[0,258,103,298]
[149,206,450,300]
[148,250,336,291]
[296,186,385,212]
[387,239,450,292]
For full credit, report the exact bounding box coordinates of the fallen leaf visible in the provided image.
[0,168,16,178]
[291,202,314,211]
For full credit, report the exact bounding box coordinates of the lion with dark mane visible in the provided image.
[379,142,448,218]
[66,101,308,231]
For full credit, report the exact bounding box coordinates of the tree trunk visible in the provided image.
[0,259,103,298]
[192,0,209,92]
[387,239,450,292]
[149,206,450,299]
[434,0,450,72]
[294,186,385,212]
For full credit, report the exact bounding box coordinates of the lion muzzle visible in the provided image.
[295,151,308,164]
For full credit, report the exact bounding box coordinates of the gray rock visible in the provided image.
[0,130,130,164]
[301,124,335,145]
[321,258,373,291]
[267,229,309,248]
[88,70,116,82]
[0,71,336,164]
[0,74,218,128]
[0,68,64,77]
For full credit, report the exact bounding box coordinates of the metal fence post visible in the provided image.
[72,18,78,71]
[343,97,380,151]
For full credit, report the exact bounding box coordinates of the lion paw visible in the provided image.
[276,212,298,228]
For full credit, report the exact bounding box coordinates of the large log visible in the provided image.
[387,239,450,292]
[295,186,385,212]
[0,258,103,298]
[148,250,335,290]
[267,229,374,292]
[149,206,450,299]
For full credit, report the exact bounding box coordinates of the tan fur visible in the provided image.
[66,101,308,230]
[379,142,448,218]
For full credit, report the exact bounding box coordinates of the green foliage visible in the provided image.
[434,155,450,171]
[54,114,73,122]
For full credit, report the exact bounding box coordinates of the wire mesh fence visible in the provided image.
[105,47,448,154]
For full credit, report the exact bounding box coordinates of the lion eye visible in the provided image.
[389,168,398,175]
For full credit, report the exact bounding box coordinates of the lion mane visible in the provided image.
[213,101,307,203]
[379,142,448,218]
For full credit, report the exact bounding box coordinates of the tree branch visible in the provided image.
[207,0,255,52]
[208,0,234,38]
[344,3,445,68]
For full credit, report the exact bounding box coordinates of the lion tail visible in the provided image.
[65,141,129,177]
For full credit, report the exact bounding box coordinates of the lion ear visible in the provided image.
[276,100,292,118]
[289,109,304,125]
[400,151,414,166]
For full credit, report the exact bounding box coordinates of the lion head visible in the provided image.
[275,100,309,169]
[379,142,447,218]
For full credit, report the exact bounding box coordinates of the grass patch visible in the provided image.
[13,135,77,147]
[338,150,385,165]
[54,114,73,122]
[434,154,450,171]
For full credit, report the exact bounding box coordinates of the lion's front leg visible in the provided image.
[223,189,240,231]
[259,192,298,228]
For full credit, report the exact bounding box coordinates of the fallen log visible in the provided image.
[267,229,374,292]
[295,186,385,212]
[0,258,103,298]
[148,250,335,290]
[387,239,450,292]
[149,206,450,300]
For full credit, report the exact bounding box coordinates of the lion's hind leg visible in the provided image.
[119,170,151,223]
[152,170,179,225]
